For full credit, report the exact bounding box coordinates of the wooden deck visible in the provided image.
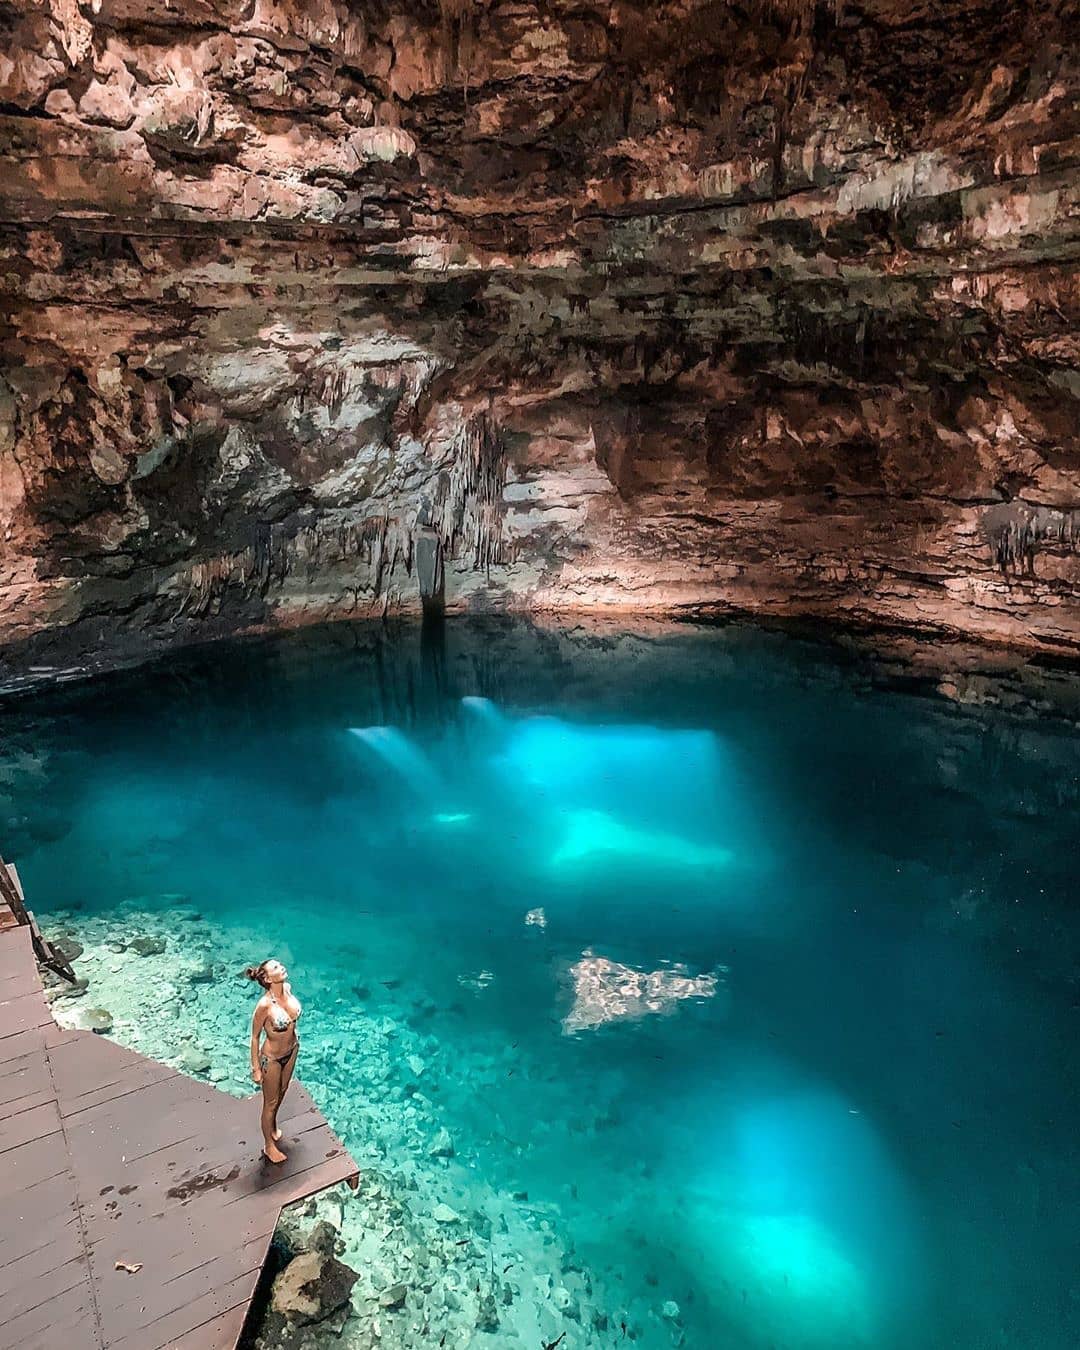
[0,922,359,1350]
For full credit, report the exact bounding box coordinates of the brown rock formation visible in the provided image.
[1,0,1079,663]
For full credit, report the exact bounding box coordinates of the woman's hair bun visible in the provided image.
[245,960,272,987]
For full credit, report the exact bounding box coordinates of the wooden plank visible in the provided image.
[220,1091,357,1206]
[0,1025,48,1071]
[0,1132,71,1201]
[48,1025,161,1102]
[0,1099,63,1157]
[56,1059,182,1120]
[0,990,53,1039]
[222,1157,358,1213]
[0,1043,52,1115]
[0,1171,80,1258]
[0,927,33,979]
[0,961,43,1002]
[79,1124,264,1231]
[93,1232,269,1347]
[0,1198,82,1276]
[0,1271,100,1350]
[0,1083,55,1123]
[14,1303,100,1350]
[49,1040,180,1118]
[60,1068,221,1138]
[58,1056,221,1125]
[42,1019,79,1048]
[64,1092,245,1200]
[0,1235,87,1318]
[164,1305,248,1350]
[104,1268,264,1350]
[88,1201,275,1291]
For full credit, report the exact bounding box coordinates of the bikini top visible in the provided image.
[267,990,302,1034]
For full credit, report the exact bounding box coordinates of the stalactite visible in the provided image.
[434,412,507,572]
[772,98,787,198]
[983,502,1080,575]
[437,0,477,82]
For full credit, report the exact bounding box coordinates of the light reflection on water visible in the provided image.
[2,619,1078,1349]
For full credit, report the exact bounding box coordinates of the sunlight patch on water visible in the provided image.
[550,807,735,871]
[492,716,723,811]
[710,1210,874,1348]
[682,1077,924,1349]
[349,707,749,891]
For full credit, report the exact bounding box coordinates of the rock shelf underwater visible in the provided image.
[3,618,1080,1350]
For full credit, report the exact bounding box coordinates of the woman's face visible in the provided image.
[263,958,287,984]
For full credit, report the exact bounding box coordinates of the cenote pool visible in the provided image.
[2,619,1078,1349]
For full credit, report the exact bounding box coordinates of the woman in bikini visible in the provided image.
[247,958,302,1164]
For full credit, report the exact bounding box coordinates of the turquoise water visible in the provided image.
[3,620,1079,1349]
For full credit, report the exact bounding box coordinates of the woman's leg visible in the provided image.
[260,1060,287,1162]
[280,1042,298,1099]
[273,1042,298,1141]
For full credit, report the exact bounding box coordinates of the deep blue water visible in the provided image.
[2,619,1078,1348]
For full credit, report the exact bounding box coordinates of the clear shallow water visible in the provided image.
[2,619,1079,1349]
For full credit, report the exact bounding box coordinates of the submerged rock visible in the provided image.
[428,1127,454,1158]
[475,1291,500,1332]
[270,1250,359,1325]
[53,936,83,962]
[379,1282,407,1309]
[432,1203,459,1224]
[179,1046,211,1074]
[563,951,720,1033]
[78,1007,113,1034]
[306,1220,338,1257]
[130,936,167,957]
[552,1285,580,1320]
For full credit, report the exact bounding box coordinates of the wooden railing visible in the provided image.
[0,853,77,981]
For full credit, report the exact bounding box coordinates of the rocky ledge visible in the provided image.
[2,0,1079,662]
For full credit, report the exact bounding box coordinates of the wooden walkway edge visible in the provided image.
[0,922,359,1350]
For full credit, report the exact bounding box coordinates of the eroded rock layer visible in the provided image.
[2,0,1079,660]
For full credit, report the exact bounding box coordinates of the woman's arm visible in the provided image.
[250,1003,265,1083]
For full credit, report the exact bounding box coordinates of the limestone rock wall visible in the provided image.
[2,0,1079,661]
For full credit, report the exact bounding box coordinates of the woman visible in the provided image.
[247,958,302,1164]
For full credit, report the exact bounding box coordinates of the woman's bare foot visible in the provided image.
[263,1143,288,1164]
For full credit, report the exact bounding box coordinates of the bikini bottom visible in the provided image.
[260,1038,298,1072]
